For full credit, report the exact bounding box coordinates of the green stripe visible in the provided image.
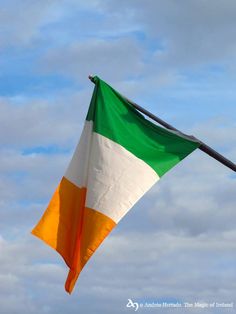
[87,76,199,177]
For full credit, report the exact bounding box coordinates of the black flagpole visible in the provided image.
[89,76,236,172]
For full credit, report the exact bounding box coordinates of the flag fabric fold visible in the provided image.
[32,76,200,293]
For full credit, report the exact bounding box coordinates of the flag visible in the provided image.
[32,76,200,293]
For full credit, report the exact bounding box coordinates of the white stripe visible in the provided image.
[64,121,93,187]
[65,121,159,223]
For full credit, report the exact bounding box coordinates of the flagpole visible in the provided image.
[88,76,236,172]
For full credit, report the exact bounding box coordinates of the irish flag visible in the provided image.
[32,76,199,293]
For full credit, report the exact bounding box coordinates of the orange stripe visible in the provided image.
[32,176,116,293]
[65,205,117,293]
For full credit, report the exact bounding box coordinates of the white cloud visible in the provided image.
[100,0,236,68]
[0,229,235,314]
[0,0,64,48]
[42,38,144,82]
[144,148,236,236]
[0,90,90,149]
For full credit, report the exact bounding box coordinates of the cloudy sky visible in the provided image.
[0,1,236,313]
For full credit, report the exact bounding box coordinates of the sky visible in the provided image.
[0,1,236,313]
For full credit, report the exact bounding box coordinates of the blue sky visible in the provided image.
[0,1,236,313]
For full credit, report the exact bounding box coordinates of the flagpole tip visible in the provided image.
[88,75,95,83]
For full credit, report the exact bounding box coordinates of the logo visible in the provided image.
[127,299,139,311]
